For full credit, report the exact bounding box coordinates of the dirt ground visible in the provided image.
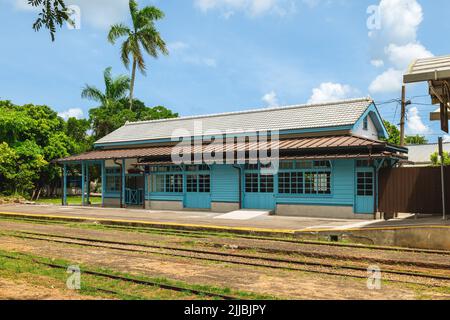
[0,277,96,300]
[1,235,447,300]
[0,219,449,300]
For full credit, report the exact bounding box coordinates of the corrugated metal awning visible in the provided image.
[58,135,398,163]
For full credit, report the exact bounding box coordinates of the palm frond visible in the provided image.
[108,23,131,44]
[81,85,106,104]
[121,38,132,69]
[129,0,139,28]
[103,67,113,97]
[110,75,131,100]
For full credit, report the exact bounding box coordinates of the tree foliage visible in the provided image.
[0,100,89,196]
[382,120,401,145]
[28,0,72,41]
[431,152,450,166]
[108,1,168,109]
[89,98,178,140]
[405,135,428,145]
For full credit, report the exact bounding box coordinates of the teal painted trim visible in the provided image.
[81,161,85,206]
[93,125,353,149]
[86,163,90,204]
[104,195,120,199]
[352,103,389,138]
[143,173,147,207]
[122,159,126,206]
[101,160,105,207]
[276,202,353,207]
[63,164,67,206]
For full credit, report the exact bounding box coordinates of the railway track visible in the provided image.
[3,230,450,288]
[1,214,449,255]
[0,252,241,300]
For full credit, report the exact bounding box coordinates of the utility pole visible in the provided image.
[400,85,412,147]
[400,85,406,147]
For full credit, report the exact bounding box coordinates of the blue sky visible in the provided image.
[1,0,449,141]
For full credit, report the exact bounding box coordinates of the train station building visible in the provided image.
[59,98,407,219]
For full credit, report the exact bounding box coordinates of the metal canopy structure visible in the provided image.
[404,55,450,133]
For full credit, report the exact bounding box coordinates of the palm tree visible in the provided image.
[108,0,168,110]
[81,67,130,107]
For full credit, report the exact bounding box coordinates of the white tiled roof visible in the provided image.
[95,97,373,145]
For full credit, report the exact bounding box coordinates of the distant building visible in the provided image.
[406,143,450,167]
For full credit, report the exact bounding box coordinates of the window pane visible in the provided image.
[187,174,198,192]
[199,175,210,193]
[260,175,274,193]
[245,173,258,193]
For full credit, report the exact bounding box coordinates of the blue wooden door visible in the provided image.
[355,168,375,214]
[243,172,276,210]
[184,173,211,209]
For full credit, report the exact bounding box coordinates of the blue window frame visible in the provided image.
[363,116,369,131]
[278,161,332,195]
[105,167,121,192]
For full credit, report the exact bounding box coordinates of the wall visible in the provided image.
[276,159,355,207]
[211,165,240,203]
[352,114,379,140]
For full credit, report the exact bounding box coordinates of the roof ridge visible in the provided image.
[124,97,373,126]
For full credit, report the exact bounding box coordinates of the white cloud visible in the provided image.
[375,0,423,45]
[369,68,403,94]
[168,41,189,52]
[262,91,279,107]
[14,0,129,30]
[183,56,217,68]
[58,108,84,120]
[407,106,430,134]
[443,135,450,143]
[308,82,358,104]
[368,1,433,95]
[371,59,384,68]
[385,42,433,69]
[193,0,295,17]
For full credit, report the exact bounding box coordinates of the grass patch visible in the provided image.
[0,249,275,300]
[36,196,102,206]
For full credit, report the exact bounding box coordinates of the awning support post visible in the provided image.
[101,160,105,207]
[81,161,85,206]
[62,163,67,206]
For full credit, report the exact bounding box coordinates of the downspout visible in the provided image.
[113,159,124,208]
[232,164,242,209]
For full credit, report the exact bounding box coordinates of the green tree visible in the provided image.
[108,0,168,109]
[382,120,401,145]
[431,152,450,166]
[0,100,88,197]
[405,135,428,145]
[81,67,131,108]
[28,0,72,41]
[89,98,178,140]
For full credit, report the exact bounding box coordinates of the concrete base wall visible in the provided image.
[211,202,240,213]
[297,227,450,251]
[103,198,120,207]
[145,200,184,211]
[276,204,371,220]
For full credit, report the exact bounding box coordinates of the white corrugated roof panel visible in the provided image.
[95,97,373,145]
[404,55,450,83]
